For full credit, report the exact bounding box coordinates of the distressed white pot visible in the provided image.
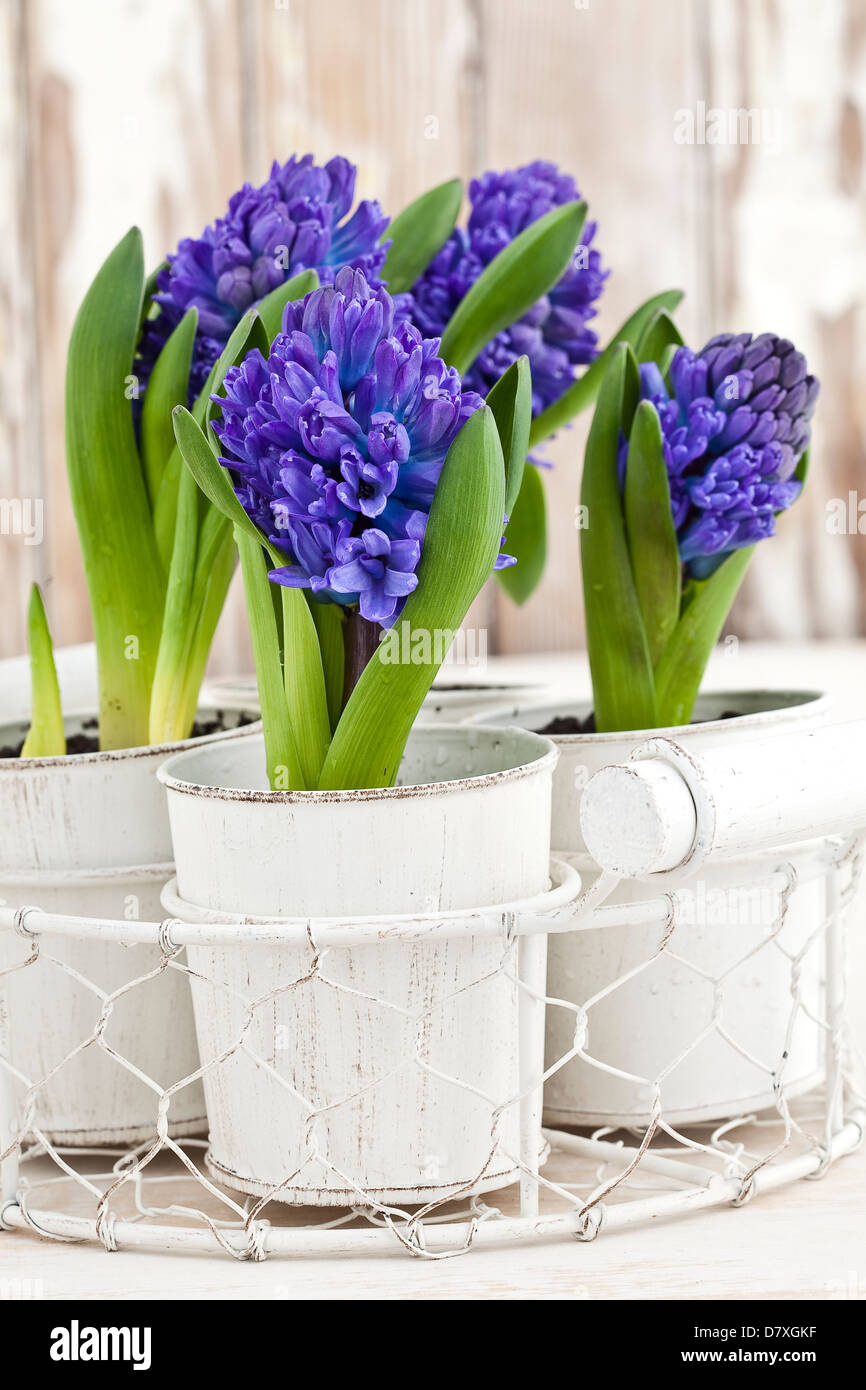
[158,724,557,1206]
[0,706,259,1145]
[475,691,831,1127]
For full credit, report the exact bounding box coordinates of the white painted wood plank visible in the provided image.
[704,0,866,643]
[21,0,247,661]
[0,0,45,656]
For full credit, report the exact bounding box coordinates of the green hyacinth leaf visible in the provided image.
[580,343,656,732]
[140,306,197,509]
[624,400,682,667]
[65,225,165,750]
[148,464,200,745]
[21,585,65,758]
[175,524,237,739]
[529,288,684,447]
[280,585,331,789]
[439,201,587,377]
[308,597,345,732]
[381,178,463,293]
[319,406,506,789]
[204,308,271,429]
[172,406,265,548]
[486,355,531,519]
[654,548,754,728]
[154,308,269,566]
[635,307,684,367]
[236,529,305,791]
[138,260,167,340]
[496,462,547,606]
[150,309,269,740]
[794,446,810,488]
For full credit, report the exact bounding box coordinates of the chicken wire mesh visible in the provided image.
[0,839,863,1262]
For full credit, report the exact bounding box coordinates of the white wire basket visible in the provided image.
[1,726,865,1262]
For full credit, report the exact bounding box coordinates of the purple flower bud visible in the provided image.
[213,271,485,626]
[407,160,608,417]
[630,332,817,576]
[136,152,390,408]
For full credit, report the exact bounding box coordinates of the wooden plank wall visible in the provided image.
[1,0,864,670]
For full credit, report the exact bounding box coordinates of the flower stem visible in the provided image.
[342,610,380,710]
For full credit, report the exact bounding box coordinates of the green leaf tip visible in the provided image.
[382,178,464,293]
[440,200,587,377]
[21,585,66,758]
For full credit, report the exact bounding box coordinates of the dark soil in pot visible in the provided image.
[0,710,256,760]
[536,708,744,736]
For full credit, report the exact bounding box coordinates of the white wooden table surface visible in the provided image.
[2,641,865,1301]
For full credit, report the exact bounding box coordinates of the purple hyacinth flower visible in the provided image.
[408,160,608,416]
[624,333,818,578]
[137,154,390,406]
[327,527,421,625]
[212,267,486,626]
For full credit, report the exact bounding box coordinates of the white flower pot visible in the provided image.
[0,706,260,1146]
[475,691,832,1127]
[158,724,557,1206]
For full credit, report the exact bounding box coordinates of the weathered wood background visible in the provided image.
[1,0,864,670]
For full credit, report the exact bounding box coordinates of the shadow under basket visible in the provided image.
[157,724,559,1207]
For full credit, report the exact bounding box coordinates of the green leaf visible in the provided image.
[138,260,167,339]
[486,355,531,518]
[381,178,463,293]
[256,268,319,343]
[624,401,682,667]
[279,585,331,788]
[634,307,684,366]
[580,343,656,732]
[654,549,754,728]
[319,406,506,789]
[496,462,547,606]
[439,202,587,376]
[161,303,277,740]
[308,597,345,732]
[65,226,165,750]
[529,288,684,447]
[794,446,810,488]
[148,465,200,744]
[172,406,266,548]
[236,529,305,791]
[154,308,269,566]
[140,307,197,509]
[21,585,65,757]
[175,526,238,738]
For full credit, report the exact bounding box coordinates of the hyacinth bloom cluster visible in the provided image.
[632,332,819,578]
[212,267,486,625]
[138,155,389,403]
[410,160,608,414]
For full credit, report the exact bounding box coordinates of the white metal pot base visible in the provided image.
[1,835,864,1260]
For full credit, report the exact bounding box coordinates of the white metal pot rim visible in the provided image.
[0,860,175,889]
[157,723,558,805]
[2,858,580,950]
[469,689,830,743]
[0,710,262,772]
[427,682,546,704]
